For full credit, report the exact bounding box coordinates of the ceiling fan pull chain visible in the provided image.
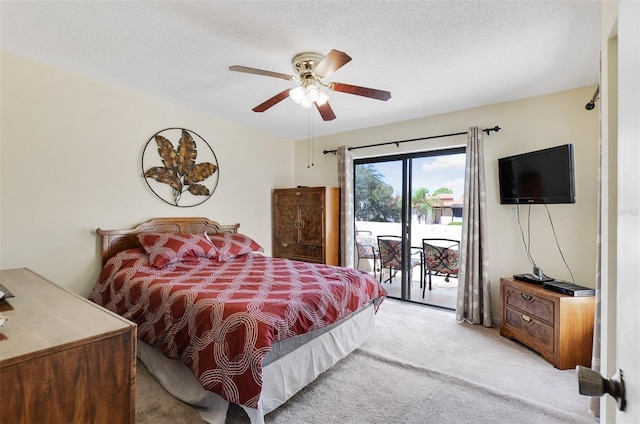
[307,108,312,168]
[311,107,315,167]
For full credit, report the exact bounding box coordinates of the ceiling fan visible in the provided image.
[229,49,391,121]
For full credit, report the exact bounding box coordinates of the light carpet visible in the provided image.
[136,299,596,423]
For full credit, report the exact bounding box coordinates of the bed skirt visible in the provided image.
[137,301,377,424]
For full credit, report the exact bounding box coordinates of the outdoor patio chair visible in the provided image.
[422,238,460,297]
[377,235,422,285]
[355,230,379,279]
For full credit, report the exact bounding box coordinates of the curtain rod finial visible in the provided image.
[483,126,501,135]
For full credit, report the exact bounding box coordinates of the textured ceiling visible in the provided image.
[1,1,601,141]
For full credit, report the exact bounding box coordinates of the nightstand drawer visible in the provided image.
[504,306,554,353]
[503,284,554,324]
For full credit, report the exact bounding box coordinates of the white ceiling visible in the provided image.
[1,1,601,141]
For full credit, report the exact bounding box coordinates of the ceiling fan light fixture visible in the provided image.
[305,83,320,102]
[299,96,313,109]
[316,91,329,106]
[289,86,305,104]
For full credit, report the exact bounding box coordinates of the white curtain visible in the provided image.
[338,146,354,268]
[456,127,492,326]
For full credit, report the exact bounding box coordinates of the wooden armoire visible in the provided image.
[272,186,340,265]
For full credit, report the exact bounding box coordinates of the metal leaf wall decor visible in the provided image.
[142,128,219,207]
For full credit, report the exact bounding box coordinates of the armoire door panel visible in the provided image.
[298,206,324,244]
[275,205,299,242]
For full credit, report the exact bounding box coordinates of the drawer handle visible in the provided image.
[308,245,318,251]
[280,243,288,248]
[521,293,533,301]
[520,314,532,323]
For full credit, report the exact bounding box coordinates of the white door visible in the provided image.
[615,1,639,422]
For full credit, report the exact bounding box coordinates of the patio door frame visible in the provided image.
[354,146,466,304]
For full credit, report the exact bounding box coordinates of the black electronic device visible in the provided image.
[542,281,595,297]
[498,144,576,204]
[513,273,554,284]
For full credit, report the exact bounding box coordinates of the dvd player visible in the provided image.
[542,281,595,297]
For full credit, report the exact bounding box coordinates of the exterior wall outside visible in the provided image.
[294,86,600,322]
[0,51,294,296]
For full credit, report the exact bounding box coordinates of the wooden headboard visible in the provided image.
[97,217,240,266]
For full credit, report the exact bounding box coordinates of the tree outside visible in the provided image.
[412,187,453,223]
[355,164,401,222]
[355,163,456,225]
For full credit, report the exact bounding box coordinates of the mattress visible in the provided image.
[138,301,377,424]
[89,245,385,411]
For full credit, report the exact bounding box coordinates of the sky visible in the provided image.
[369,153,467,200]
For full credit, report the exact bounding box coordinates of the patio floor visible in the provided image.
[365,267,457,310]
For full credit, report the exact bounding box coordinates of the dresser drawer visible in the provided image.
[0,268,136,423]
[275,190,323,206]
[504,306,554,353]
[274,242,323,262]
[500,278,594,369]
[503,284,554,324]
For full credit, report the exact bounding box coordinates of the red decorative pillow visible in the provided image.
[138,232,218,269]
[205,233,263,262]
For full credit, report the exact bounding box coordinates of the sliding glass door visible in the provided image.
[355,158,407,298]
[354,147,465,309]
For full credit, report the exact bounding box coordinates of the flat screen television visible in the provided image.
[498,144,576,204]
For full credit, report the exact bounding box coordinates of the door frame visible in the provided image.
[601,1,639,421]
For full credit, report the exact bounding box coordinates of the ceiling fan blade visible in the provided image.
[315,101,336,121]
[252,89,291,112]
[328,82,391,101]
[313,49,352,78]
[229,65,295,81]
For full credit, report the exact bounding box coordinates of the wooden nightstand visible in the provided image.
[500,277,595,370]
[0,268,136,423]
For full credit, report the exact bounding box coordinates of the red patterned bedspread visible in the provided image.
[88,249,386,408]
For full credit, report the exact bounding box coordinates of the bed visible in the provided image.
[88,217,386,424]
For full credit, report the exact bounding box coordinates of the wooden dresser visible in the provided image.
[273,187,340,265]
[499,277,595,370]
[0,268,136,423]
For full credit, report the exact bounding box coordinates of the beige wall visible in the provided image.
[1,50,599,322]
[0,52,294,296]
[294,86,600,320]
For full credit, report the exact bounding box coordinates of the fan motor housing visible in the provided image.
[292,52,324,77]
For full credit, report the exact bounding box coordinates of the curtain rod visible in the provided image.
[322,125,501,155]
